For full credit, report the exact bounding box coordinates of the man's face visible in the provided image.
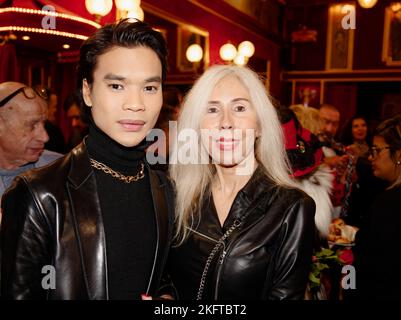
[82,46,163,147]
[47,93,58,124]
[319,107,340,138]
[0,95,49,168]
[67,103,86,131]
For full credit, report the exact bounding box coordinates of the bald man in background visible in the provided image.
[0,82,61,220]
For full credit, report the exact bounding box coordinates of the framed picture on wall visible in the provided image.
[294,81,321,108]
[176,25,209,72]
[382,3,401,66]
[325,4,355,70]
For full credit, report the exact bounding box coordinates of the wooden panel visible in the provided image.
[325,82,358,132]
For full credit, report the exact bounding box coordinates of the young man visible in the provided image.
[1,19,174,300]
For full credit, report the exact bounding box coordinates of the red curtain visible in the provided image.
[0,43,20,82]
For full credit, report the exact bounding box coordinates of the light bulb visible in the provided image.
[233,54,247,66]
[357,0,378,9]
[127,6,144,21]
[85,0,113,16]
[238,41,255,58]
[219,43,237,61]
[186,44,203,62]
[115,0,140,11]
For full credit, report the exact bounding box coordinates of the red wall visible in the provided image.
[52,0,282,96]
[144,0,282,96]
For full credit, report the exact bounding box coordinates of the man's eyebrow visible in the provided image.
[104,73,126,81]
[144,76,162,83]
[103,74,162,83]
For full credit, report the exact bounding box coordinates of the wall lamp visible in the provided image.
[85,0,144,23]
[219,40,255,66]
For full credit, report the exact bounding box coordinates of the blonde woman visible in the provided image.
[168,65,316,300]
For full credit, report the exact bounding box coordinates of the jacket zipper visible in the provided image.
[187,227,219,243]
[213,212,266,299]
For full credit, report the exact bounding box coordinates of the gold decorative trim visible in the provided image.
[382,3,401,66]
[284,77,401,82]
[325,3,355,71]
[284,69,401,75]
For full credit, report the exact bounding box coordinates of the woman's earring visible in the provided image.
[397,160,401,166]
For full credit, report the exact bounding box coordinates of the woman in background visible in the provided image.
[354,115,401,299]
[341,116,386,227]
[168,65,315,300]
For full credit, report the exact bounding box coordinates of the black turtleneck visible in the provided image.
[86,119,156,300]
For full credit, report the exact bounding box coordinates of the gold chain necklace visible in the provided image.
[89,158,145,183]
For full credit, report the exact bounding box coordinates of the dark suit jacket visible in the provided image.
[0,142,174,299]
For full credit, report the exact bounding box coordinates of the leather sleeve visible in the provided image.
[267,194,316,300]
[1,176,52,299]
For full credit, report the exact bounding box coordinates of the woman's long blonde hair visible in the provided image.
[169,65,298,243]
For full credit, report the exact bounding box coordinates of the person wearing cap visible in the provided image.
[280,107,333,240]
[0,82,62,200]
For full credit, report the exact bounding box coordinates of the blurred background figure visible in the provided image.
[290,104,321,136]
[341,116,370,158]
[278,106,334,300]
[147,87,183,171]
[33,86,66,154]
[340,116,386,227]
[0,82,62,199]
[354,115,401,300]
[162,86,182,121]
[318,104,356,219]
[64,92,88,151]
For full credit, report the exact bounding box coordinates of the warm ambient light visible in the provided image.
[85,0,113,16]
[186,44,203,63]
[357,0,378,9]
[219,43,237,61]
[115,0,140,11]
[238,41,255,58]
[0,26,88,40]
[127,6,144,21]
[22,35,30,40]
[62,44,70,49]
[219,41,255,65]
[0,7,100,28]
[392,3,401,12]
[233,54,247,66]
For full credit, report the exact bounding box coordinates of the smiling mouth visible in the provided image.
[215,139,240,151]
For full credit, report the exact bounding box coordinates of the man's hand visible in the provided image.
[324,155,349,172]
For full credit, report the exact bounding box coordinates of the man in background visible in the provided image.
[0,82,62,221]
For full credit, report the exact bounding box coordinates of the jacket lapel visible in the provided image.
[66,142,107,300]
[146,168,171,294]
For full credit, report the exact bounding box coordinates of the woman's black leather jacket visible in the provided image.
[168,169,316,300]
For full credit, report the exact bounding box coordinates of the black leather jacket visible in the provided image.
[168,169,316,300]
[0,143,174,299]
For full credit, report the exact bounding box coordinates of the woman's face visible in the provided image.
[200,75,260,169]
[369,135,401,183]
[351,118,367,142]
